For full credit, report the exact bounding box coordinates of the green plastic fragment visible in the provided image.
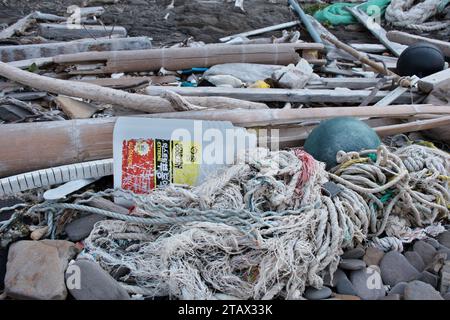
[367,153,377,162]
[379,190,393,203]
[313,0,392,26]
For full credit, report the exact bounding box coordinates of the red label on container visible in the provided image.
[121,139,155,194]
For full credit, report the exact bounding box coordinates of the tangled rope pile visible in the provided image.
[385,0,449,31]
[58,143,448,300]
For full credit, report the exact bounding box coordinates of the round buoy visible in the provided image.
[397,42,445,78]
[304,117,381,170]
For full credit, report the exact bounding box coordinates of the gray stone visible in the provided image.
[363,247,385,266]
[440,261,450,295]
[404,281,443,300]
[332,269,357,295]
[437,231,450,249]
[349,266,386,300]
[380,294,401,300]
[40,240,80,271]
[64,214,105,242]
[66,259,130,300]
[339,259,366,271]
[418,271,438,289]
[443,293,450,300]
[426,252,447,274]
[380,251,420,286]
[404,251,425,272]
[342,247,365,260]
[304,286,332,300]
[0,247,7,291]
[5,241,71,300]
[424,238,441,250]
[413,241,437,266]
[438,246,450,260]
[389,282,407,296]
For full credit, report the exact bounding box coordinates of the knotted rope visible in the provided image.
[385,0,449,31]
[6,143,448,299]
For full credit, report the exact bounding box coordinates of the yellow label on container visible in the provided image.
[171,140,201,186]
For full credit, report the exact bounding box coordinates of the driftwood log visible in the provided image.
[145,86,419,104]
[52,43,324,74]
[0,37,152,62]
[38,23,127,41]
[0,104,449,177]
[0,61,267,112]
[387,31,450,58]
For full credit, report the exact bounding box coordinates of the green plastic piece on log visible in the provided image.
[313,0,391,26]
[304,117,381,170]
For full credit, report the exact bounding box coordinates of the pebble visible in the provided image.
[404,251,425,272]
[437,231,450,249]
[66,259,130,300]
[389,282,407,296]
[64,214,105,242]
[424,238,441,250]
[439,261,450,295]
[363,247,385,267]
[304,286,332,300]
[426,252,447,274]
[380,251,420,286]
[413,241,437,266]
[404,281,443,300]
[40,240,80,270]
[333,269,357,295]
[339,259,366,271]
[380,294,401,300]
[4,241,75,300]
[418,271,439,289]
[349,266,385,300]
[342,247,365,260]
[0,247,7,291]
[438,246,450,260]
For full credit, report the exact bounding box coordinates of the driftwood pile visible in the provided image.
[0,3,448,176]
[0,0,450,302]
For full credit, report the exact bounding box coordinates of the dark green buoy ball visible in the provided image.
[304,117,381,169]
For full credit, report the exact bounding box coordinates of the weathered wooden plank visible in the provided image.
[145,86,419,104]
[346,6,406,57]
[0,37,152,62]
[387,31,450,58]
[0,13,35,39]
[220,20,301,42]
[373,76,420,107]
[38,23,127,41]
[55,96,99,119]
[77,75,178,88]
[7,57,53,69]
[53,43,324,73]
[309,77,384,90]
[350,43,387,53]
[366,53,398,69]
[418,68,450,93]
